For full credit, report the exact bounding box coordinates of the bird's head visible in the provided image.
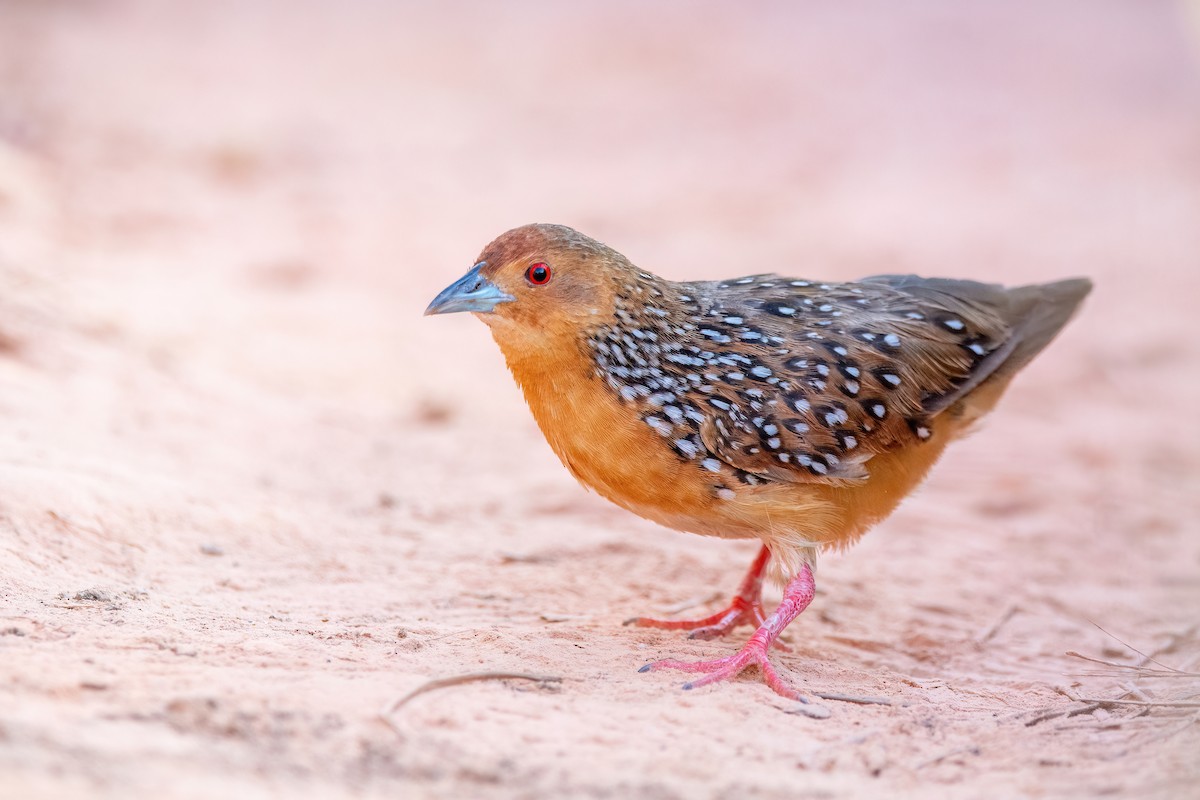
[425,223,631,357]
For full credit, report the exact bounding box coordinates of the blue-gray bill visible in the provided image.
[424,262,514,316]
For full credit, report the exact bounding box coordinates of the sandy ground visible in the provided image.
[2,1,1199,798]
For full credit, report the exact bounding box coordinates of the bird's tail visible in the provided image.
[988,277,1093,381]
[863,273,1092,417]
[947,276,1092,419]
[954,276,1092,421]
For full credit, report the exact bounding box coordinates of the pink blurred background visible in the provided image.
[1,2,1198,798]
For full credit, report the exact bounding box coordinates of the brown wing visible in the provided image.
[681,273,1017,484]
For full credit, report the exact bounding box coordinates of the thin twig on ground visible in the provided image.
[380,671,563,732]
[1065,650,1200,678]
[975,603,1019,645]
[1067,697,1200,709]
[784,703,831,719]
[539,613,591,622]
[1024,708,1067,727]
[1066,702,1105,718]
[1048,622,1200,723]
[1088,622,1188,672]
[915,745,981,770]
[813,692,893,706]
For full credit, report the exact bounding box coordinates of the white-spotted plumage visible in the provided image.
[584,265,1078,492]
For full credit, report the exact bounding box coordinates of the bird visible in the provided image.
[425,223,1091,701]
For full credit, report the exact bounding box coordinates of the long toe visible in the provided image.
[641,641,806,701]
[641,654,744,674]
[632,597,764,638]
[627,609,737,632]
[680,652,759,690]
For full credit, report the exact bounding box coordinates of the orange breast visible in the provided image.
[517,359,724,528]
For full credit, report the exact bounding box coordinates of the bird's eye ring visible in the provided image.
[525,263,552,285]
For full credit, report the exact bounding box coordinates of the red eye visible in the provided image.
[526,263,552,285]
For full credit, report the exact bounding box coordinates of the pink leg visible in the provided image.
[625,545,773,641]
[638,562,815,701]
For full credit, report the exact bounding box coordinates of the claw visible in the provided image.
[637,563,815,701]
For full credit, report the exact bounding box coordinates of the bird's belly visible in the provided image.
[554,413,735,534]
[519,364,964,562]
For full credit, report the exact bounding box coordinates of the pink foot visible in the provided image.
[638,562,815,701]
[624,546,790,647]
[626,593,767,635]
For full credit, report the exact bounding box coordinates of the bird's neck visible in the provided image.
[486,317,621,476]
[488,320,597,400]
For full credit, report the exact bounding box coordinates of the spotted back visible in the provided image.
[584,271,1016,486]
